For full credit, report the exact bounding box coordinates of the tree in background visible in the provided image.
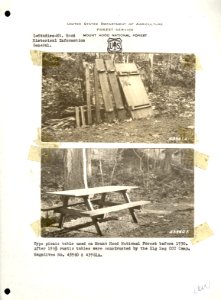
[162,149,174,174]
[42,148,193,192]
[63,149,91,189]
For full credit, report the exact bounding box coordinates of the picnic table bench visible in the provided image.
[46,185,150,236]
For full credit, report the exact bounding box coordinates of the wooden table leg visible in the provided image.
[97,192,107,220]
[83,196,103,236]
[121,191,138,223]
[58,196,69,228]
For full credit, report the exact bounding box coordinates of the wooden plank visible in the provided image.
[105,59,127,121]
[95,58,106,72]
[75,106,80,127]
[83,196,103,236]
[95,59,115,122]
[105,59,115,72]
[56,208,90,217]
[55,208,93,217]
[85,64,92,125]
[80,106,86,126]
[98,192,106,207]
[117,74,153,119]
[131,104,151,110]
[41,197,103,212]
[47,185,139,197]
[130,107,153,119]
[115,63,139,74]
[42,200,130,212]
[96,200,147,210]
[142,209,172,215]
[107,74,124,109]
[108,73,127,120]
[96,192,107,219]
[118,75,150,107]
[94,67,101,123]
[58,196,68,228]
[96,200,125,207]
[99,74,114,111]
[105,60,124,109]
[57,200,149,218]
[122,191,138,223]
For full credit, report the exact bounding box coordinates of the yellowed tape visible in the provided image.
[30,50,42,66]
[28,129,60,162]
[195,151,209,170]
[28,145,41,162]
[31,220,41,237]
[34,128,60,148]
[30,51,62,67]
[191,222,213,245]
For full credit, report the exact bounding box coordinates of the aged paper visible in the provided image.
[1,0,221,299]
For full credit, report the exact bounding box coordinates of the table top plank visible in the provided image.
[47,186,138,197]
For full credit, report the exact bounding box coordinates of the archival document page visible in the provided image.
[0,0,221,299]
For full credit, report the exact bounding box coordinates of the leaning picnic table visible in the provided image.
[46,185,149,236]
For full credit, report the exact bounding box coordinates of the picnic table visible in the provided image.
[46,185,149,236]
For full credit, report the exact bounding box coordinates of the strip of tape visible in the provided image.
[34,128,60,148]
[191,222,213,245]
[31,220,41,237]
[28,129,60,162]
[30,51,62,67]
[28,145,40,162]
[30,50,42,66]
[195,151,209,170]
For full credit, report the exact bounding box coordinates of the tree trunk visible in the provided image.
[63,149,91,190]
[86,149,92,177]
[163,149,173,174]
[149,54,154,87]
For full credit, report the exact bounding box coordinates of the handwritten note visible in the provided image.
[194,281,210,294]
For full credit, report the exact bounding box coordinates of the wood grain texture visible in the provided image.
[85,64,92,124]
[58,200,150,217]
[48,185,138,197]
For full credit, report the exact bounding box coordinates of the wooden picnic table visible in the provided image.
[47,185,149,236]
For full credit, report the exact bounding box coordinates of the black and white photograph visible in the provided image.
[41,148,194,237]
[2,0,221,299]
[41,52,195,143]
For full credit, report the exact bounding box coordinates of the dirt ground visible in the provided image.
[41,198,194,238]
[41,115,194,143]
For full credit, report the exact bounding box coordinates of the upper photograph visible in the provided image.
[41,52,195,143]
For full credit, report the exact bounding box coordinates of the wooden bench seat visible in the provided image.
[41,197,102,212]
[57,200,150,218]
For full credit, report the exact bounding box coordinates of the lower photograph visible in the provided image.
[41,148,194,238]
